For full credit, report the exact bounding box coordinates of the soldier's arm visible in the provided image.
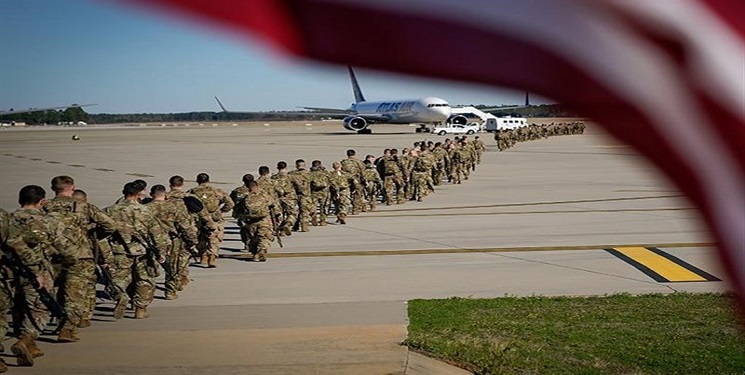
[89,203,120,236]
[175,207,199,247]
[146,214,171,261]
[220,191,235,213]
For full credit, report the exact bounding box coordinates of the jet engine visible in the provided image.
[343,116,368,131]
[447,114,468,125]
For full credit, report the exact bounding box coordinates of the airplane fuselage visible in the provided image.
[351,96,451,124]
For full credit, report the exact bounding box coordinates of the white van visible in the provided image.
[484,117,528,132]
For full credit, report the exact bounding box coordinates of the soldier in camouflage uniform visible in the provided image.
[189,173,234,268]
[361,160,382,211]
[381,149,406,205]
[167,175,213,284]
[147,185,198,300]
[328,162,351,224]
[473,136,485,163]
[340,149,367,214]
[230,174,254,252]
[114,179,147,204]
[104,182,170,319]
[288,159,313,232]
[0,208,33,372]
[9,185,77,366]
[309,160,331,226]
[43,175,120,342]
[242,181,275,262]
[271,161,298,236]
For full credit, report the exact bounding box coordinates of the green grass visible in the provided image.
[406,293,745,375]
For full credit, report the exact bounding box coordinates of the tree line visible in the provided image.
[1,104,573,125]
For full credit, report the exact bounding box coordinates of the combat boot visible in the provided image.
[207,255,218,268]
[27,338,43,358]
[57,327,80,343]
[134,307,149,319]
[282,226,292,236]
[311,216,318,226]
[300,223,309,232]
[113,296,128,320]
[199,254,208,265]
[180,276,190,288]
[11,335,34,366]
[165,291,178,300]
[78,319,91,328]
[338,213,347,225]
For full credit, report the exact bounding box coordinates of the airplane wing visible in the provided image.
[476,105,525,112]
[215,96,354,117]
[0,103,97,116]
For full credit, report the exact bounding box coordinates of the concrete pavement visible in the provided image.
[0,121,729,374]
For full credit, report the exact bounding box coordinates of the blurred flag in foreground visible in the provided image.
[132,0,744,306]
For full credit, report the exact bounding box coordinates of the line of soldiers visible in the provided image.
[494,122,586,151]
[228,136,487,262]
[0,134,490,370]
[0,175,227,370]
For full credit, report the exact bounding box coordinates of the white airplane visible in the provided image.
[0,103,97,116]
[216,67,523,134]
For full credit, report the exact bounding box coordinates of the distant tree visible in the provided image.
[62,107,89,123]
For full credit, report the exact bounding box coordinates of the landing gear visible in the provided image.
[357,128,372,134]
[415,124,430,133]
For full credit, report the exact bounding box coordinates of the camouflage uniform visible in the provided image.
[43,196,118,338]
[361,165,382,211]
[271,172,298,235]
[230,185,251,251]
[411,153,435,201]
[309,167,331,226]
[147,199,198,296]
[473,138,486,163]
[449,145,464,184]
[288,168,313,232]
[10,208,76,341]
[166,189,213,277]
[431,145,448,185]
[243,190,275,261]
[381,156,406,204]
[188,184,234,263]
[340,158,366,214]
[104,200,170,315]
[328,169,351,223]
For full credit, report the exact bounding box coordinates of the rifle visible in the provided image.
[4,252,67,321]
[269,205,283,248]
[91,229,125,301]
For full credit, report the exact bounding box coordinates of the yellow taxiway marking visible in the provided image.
[606,247,720,283]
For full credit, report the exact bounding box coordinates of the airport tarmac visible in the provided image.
[0,121,729,374]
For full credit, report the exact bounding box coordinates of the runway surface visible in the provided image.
[0,121,728,374]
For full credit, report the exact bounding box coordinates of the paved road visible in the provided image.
[0,121,728,374]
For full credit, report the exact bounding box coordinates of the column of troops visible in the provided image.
[0,133,503,370]
[494,122,586,151]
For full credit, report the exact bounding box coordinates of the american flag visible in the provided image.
[133,0,745,307]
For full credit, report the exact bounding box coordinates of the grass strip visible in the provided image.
[406,293,744,374]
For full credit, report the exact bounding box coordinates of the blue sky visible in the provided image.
[0,0,541,114]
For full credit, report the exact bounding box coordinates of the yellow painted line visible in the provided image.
[607,247,720,283]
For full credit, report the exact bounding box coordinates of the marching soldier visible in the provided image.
[104,182,170,319]
[309,160,331,226]
[189,173,234,268]
[146,185,198,300]
[288,159,313,232]
[242,180,275,262]
[271,161,298,236]
[43,175,120,343]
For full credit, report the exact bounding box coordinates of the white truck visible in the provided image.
[483,116,528,132]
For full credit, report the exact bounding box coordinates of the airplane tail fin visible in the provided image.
[215,96,228,112]
[524,92,530,107]
[348,66,366,103]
